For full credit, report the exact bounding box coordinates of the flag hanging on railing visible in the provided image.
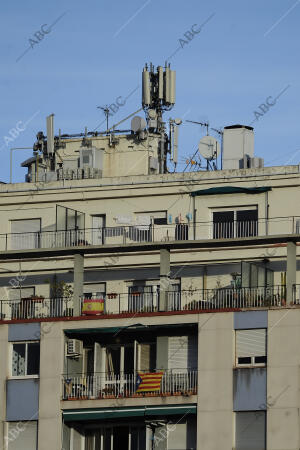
[136,371,164,393]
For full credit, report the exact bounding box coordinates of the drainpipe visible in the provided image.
[265,191,269,235]
[193,196,196,240]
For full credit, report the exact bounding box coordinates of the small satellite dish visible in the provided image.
[198,135,220,160]
[174,118,182,125]
[131,116,146,133]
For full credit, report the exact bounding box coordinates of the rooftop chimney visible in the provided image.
[222,124,254,169]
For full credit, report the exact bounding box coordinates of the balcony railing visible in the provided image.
[62,370,198,400]
[0,286,295,321]
[3,216,300,250]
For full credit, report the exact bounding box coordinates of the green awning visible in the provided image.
[190,186,271,197]
[63,404,197,422]
[64,323,196,337]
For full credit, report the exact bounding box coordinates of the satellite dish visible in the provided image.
[148,109,157,119]
[198,135,220,160]
[131,116,146,133]
[174,118,182,125]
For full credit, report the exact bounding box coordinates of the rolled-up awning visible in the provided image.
[63,404,197,421]
[190,186,271,197]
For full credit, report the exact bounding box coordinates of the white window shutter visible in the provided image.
[236,329,266,358]
[7,421,37,450]
[11,219,41,250]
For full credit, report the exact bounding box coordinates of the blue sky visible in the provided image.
[1,0,299,182]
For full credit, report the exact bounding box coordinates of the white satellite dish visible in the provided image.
[131,116,146,133]
[198,135,220,160]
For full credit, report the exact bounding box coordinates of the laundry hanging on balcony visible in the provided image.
[136,371,164,393]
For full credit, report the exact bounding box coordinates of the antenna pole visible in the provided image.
[97,106,110,135]
[211,127,224,170]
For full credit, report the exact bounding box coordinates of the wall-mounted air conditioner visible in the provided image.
[66,339,83,357]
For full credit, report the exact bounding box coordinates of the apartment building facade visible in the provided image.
[1,62,299,448]
[0,155,299,449]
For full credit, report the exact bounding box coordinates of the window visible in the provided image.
[128,285,154,312]
[7,421,37,450]
[12,342,40,376]
[7,287,35,320]
[10,219,41,250]
[136,211,167,225]
[235,411,266,449]
[241,261,274,289]
[213,208,258,239]
[236,329,267,367]
[92,215,105,245]
[84,283,106,299]
[105,344,135,375]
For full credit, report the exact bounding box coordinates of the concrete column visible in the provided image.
[159,248,170,311]
[287,242,296,304]
[73,253,84,316]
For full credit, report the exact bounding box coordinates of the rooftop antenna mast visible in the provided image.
[142,62,176,173]
[211,127,224,169]
[97,105,110,135]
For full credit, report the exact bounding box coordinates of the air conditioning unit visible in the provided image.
[66,339,83,357]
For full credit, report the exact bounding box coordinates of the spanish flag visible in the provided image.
[82,299,104,315]
[136,372,164,393]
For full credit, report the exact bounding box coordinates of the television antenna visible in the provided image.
[183,148,201,172]
[97,105,110,134]
[186,120,209,135]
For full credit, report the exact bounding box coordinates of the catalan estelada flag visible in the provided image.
[136,372,164,393]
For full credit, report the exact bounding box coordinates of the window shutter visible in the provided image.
[7,421,37,450]
[235,411,266,449]
[8,287,34,300]
[11,219,40,234]
[236,329,266,358]
[140,344,151,371]
[11,219,41,250]
[83,284,105,296]
[168,336,197,371]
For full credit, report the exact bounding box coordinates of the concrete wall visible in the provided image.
[38,321,64,450]
[197,312,233,450]
[0,325,8,449]
[267,309,300,450]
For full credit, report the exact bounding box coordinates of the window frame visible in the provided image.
[211,205,258,239]
[10,340,40,378]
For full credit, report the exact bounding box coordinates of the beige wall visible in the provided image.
[197,312,234,450]
[38,321,64,450]
[267,309,300,450]
[0,325,8,449]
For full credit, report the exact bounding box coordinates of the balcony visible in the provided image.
[3,216,300,251]
[62,370,197,401]
[0,286,297,321]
